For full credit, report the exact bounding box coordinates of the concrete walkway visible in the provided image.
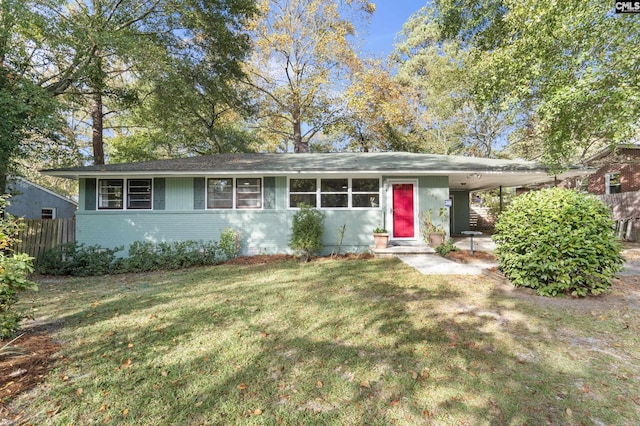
[398,254,495,275]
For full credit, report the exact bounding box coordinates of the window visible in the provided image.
[606,172,621,194]
[41,208,56,219]
[98,179,153,210]
[127,179,152,209]
[352,179,380,207]
[321,179,348,208]
[207,178,263,209]
[290,179,317,208]
[236,178,262,209]
[98,179,124,209]
[289,178,380,209]
[208,178,233,209]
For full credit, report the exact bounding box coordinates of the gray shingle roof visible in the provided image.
[42,152,592,191]
[43,152,544,176]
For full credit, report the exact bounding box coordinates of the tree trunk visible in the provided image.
[0,171,7,196]
[91,91,105,165]
[292,106,308,153]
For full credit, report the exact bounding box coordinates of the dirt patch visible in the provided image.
[0,330,60,411]
[445,250,495,263]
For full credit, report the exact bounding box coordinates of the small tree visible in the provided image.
[1,196,37,339]
[290,204,324,261]
[493,188,623,297]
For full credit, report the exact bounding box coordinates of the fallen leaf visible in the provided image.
[237,383,248,390]
[410,371,418,380]
[194,401,203,407]
[121,359,132,369]
[253,408,263,415]
[566,408,572,416]
[316,381,323,388]
[390,399,400,406]
[421,368,430,379]
[75,388,83,396]
[123,408,129,417]
[359,380,371,388]
[100,404,107,412]
[161,370,168,377]
[423,409,430,417]
[260,332,269,337]
[127,343,134,348]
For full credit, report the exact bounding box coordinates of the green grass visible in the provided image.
[8,257,640,425]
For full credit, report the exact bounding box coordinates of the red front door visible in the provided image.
[392,184,414,238]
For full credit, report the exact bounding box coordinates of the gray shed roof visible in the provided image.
[42,152,590,190]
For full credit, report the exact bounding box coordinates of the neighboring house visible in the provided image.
[5,177,77,220]
[43,153,585,255]
[582,145,640,195]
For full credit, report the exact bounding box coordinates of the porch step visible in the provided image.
[370,245,436,258]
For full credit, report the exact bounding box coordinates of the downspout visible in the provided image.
[499,186,503,213]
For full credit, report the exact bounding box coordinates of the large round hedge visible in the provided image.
[493,187,623,297]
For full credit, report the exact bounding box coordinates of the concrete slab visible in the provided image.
[398,254,495,275]
[620,260,640,276]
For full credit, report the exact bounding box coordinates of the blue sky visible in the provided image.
[361,1,427,57]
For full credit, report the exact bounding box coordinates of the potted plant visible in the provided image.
[420,208,448,248]
[372,226,389,249]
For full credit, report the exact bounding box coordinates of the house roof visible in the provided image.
[7,177,78,206]
[582,144,640,165]
[42,152,590,191]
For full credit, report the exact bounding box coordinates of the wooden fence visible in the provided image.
[595,192,640,241]
[13,218,75,263]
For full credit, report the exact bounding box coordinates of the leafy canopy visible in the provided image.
[432,0,640,168]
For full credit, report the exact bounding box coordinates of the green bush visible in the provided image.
[38,242,123,276]
[290,204,325,261]
[219,228,241,260]
[39,240,223,276]
[435,239,459,256]
[1,196,38,338]
[493,187,623,297]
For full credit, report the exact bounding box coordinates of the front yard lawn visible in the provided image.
[5,257,640,425]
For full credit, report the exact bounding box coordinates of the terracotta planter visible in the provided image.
[427,233,445,248]
[373,232,389,249]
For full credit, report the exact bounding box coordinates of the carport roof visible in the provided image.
[42,152,591,190]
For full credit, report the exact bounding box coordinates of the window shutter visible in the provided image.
[153,178,165,210]
[263,177,276,209]
[194,177,205,209]
[84,178,96,211]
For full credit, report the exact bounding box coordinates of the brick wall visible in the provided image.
[587,148,640,195]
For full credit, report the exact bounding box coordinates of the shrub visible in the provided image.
[1,196,38,338]
[219,228,241,260]
[290,204,324,261]
[435,239,459,256]
[38,242,123,276]
[493,187,623,297]
[39,240,223,276]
